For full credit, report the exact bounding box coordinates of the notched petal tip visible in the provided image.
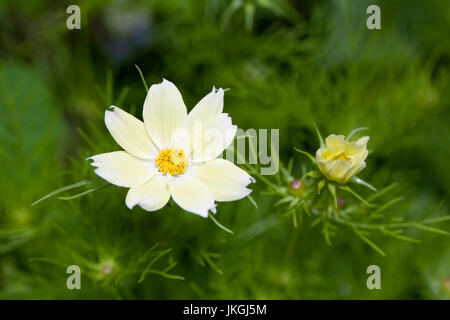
[357,136,370,147]
[161,78,175,87]
[215,87,224,95]
[325,134,346,147]
[104,106,118,118]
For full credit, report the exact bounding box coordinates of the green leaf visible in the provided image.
[381,229,421,243]
[301,170,321,180]
[310,217,322,227]
[302,201,311,216]
[244,3,255,32]
[418,201,444,223]
[247,194,258,209]
[31,178,100,206]
[317,179,326,194]
[292,210,298,228]
[138,269,184,281]
[346,127,369,141]
[209,214,234,234]
[274,196,294,207]
[201,251,223,275]
[373,196,404,214]
[340,185,374,207]
[57,184,111,200]
[322,220,334,245]
[413,224,449,236]
[367,183,397,202]
[354,229,385,256]
[328,183,337,208]
[421,216,450,224]
[312,122,325,148]
[351,176,377,192]
[257,0,285,16]
[138,248,173,283]
[135,64,149,92]
[221,0,243,30]
[294,148,316,165]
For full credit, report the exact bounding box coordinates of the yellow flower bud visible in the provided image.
[315,134,369,184]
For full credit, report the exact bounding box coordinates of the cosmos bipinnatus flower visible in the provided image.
[315,134,370,184]
[89,79,254,217]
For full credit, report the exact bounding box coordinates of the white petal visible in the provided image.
[186,87,224,127]
[186,88,236,162]
[356,136,370,159]
[143,79,187,149]
[189,113,237,162]
[105,106,159,159]
[168,174,216,218]
[125,174,170,211]
[190,159,254,201]
[89,151,157,187]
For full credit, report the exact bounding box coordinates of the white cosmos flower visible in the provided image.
[89,79,254,217]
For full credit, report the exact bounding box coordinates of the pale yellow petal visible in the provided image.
[89,151,157,187]
[356,136,370,147]
[105,106,159,159]
[125,174,170,211]
[190,159,254,201]
[168,174,216,218]
[188,113,237,162]
[186,87,224,127]
[143,79,187,149]
[325,134,345,148]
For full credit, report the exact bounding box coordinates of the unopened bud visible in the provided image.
[288,179,305,196]
[102,265,113,275]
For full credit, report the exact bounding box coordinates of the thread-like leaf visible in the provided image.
[31,178,100,207]
[135,64,149,92]
[209,214,234,234]
[294,148,317,165]
[312,122,325,148]
[58,184,111,200]
[340,185,373,207]
[351,176,377,192]
[346,127,369,141]
[247,194,258,209]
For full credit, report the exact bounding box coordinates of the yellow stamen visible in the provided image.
[334,154,351,162]
[155,148,188,176]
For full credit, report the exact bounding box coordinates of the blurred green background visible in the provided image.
[0,0,449,299]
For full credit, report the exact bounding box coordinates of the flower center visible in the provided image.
[323,149,352,162]
[155,148,188,176]
[334,153,351,162]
